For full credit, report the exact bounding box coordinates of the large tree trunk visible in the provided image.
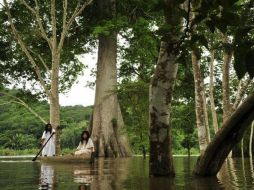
[149,41,178,176]
[222,34,233,122]
[149,0,182,177]
[91,33,131,157]
[191,50,210,153]
[222,34,233,158]
[193,91,254,176]
[209,50,219,133]
[50,51,61,155]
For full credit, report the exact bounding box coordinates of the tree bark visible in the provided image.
[233,78,252,111]
[209,50,219,133]
[193,92,254,176]
[190,2,210,152]
[149,41,178,176]
[222,34,233,122]
[91,33,131,157]
[191,50,210,153]
[50,50,61,155]
[221,34,233,158]
[241,138,244,159]
[249,122,254,158]
[149,0,182,177]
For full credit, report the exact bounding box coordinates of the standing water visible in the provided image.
[0,156,254,189]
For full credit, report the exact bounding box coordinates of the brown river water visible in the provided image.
[0,156,254,189]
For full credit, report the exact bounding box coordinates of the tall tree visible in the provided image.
[2,0,92,154]
[190,1,210,153]
[193,0,254,176]
[149,0,183,176]
[208,49,219,133]
[222,34,233,123]
[90,0,131,157]
[193,91,254,176]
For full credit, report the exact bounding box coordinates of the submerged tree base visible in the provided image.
[193,92,254,176]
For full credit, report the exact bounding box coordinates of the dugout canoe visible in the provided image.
[38,155,92,163]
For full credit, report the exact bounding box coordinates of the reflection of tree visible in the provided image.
[149,177,175,190]
[38,158,131,190]
[249,156,254,184]
[34,157,254,190]
[40,163,55,190]
[73,165,94,188]
[241,155,247,188]
[217,160,239,190]
[191,176,222,190]
[90,158,131,190]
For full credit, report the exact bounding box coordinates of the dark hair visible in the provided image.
[80,130,90,144]
[45,123,52,133]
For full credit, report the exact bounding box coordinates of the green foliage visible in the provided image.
[1,0,254,158]
[181,135,197,154]
[188,0,254,79]
[0,148,73,155]
[234,18,254,79]
[0,89,92,151]
[118,70,199,155]
[0,148,38,155]
[171,101,199,154]
[192,0,240,33]
[119,17,160,82]
[61,121,88,149]
[0,0,92,93]
[118,80,149,154]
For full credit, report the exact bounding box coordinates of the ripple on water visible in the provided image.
[0,156,254,189]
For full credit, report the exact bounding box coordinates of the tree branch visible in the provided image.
[58,0,93,51]
[19,0,36,14]
[3,0,51,97]
[233,78,252,111]
[27,48,50,73]
[58,0,68,51]
[174,0,192,53]
[19,0,52,49]
[0,91,47,124]
[51,0,57,48]
[33,0,52,49]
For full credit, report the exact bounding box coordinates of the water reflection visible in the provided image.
[250,156,254,184]
[74,165,94,190]
[149,177,175,190]
[2,156,254,190]
[192,176,223,190]
[90,158,131,190]
[217,161,238,190]
[36,157,254,190]
[39,163,55,190]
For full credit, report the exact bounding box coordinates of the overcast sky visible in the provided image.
[59,53,96,107]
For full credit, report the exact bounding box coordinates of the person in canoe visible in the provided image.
[40,123,55,157]
[74,130,94,156]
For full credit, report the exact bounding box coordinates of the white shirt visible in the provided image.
[77,138,94,151]
[41,130,55,156]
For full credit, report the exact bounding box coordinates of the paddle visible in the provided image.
[32,132,55,161]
